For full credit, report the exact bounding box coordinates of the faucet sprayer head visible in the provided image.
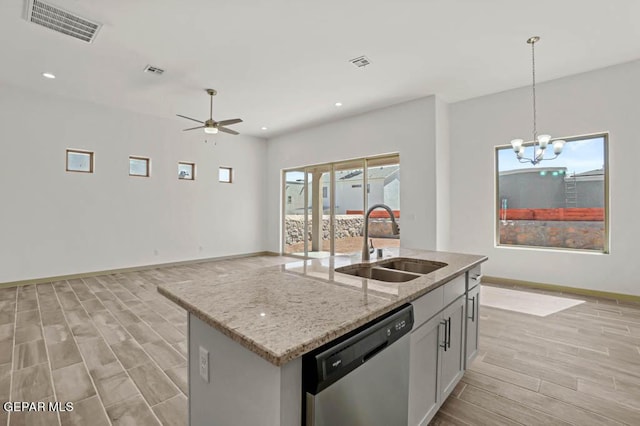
[392,222,400,235]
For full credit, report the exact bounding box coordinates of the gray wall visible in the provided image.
[0,82,268,284]
[499,172,566,209]
[498,172,604,209]
[575,179,605,208]
[450,59,640,296]
[267,96,438,252]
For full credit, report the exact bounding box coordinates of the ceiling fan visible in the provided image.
[177,89,242,135]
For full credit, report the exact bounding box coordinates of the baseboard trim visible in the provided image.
[0,251,277,289]
[483,275,640,304]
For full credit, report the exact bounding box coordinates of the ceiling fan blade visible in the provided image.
[183,125,205,131]
[216,118,243,127]
[176,114,204,124]
[218,126,239,135]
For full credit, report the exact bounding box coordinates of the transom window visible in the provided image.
[178,162,195,180]
[219,167,232,183]
[129,156,150,177]
[66,149,94,173]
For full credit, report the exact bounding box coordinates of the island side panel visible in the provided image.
[189,314,302,426]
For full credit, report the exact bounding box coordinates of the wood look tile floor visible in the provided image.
[430,283,640,426]
[1,257,639,425]
[0,255,296,426]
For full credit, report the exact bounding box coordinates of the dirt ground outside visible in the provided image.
[285,236,400,255]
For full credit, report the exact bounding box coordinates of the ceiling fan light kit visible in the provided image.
[509,36,565,166]
[177,89,242,135]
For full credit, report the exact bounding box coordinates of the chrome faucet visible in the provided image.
[362,204,400,261]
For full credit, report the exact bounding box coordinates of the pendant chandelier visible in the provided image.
[510,36,565,165]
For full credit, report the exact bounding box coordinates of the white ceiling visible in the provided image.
[1,0,639,137]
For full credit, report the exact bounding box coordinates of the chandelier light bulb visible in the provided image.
[537,134,551,149]
[553,140,565,155]
[511,139,524,152]
[517,146,525,159]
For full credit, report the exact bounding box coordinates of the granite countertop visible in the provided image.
[158,248,487,366]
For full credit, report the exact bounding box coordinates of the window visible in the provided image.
[496,133,608,252]
[219,167,232,183]
[178,162,195,180]
[350,184,370,193]
[66,149,94,173]
[129,156,150,177]
[282,154,400,257]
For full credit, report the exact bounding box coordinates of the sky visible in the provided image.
[497,136,606,174]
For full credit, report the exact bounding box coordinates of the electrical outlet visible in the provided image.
[199,346,209,383]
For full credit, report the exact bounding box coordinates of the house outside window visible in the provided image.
[495,133,608,253]
[178,162,195,180]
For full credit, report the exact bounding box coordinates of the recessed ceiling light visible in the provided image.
[335,102,343,107]
[261,126,268,130]
[42,72,56,79]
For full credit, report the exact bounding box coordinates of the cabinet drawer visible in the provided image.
[411,286,444,328]
[443,275,465,307]
[467,266,482,290]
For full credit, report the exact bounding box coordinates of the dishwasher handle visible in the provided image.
[362,342,388,363]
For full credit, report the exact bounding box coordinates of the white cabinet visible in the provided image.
[408,314,442,426]
[465,284,480,367]
[465,266,482,368]
[408,276,467,426]
[440,296,466,400]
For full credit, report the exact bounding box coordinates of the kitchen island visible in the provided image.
[158,248,487,425]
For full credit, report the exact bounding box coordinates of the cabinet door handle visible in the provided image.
[439,320,447,351]
[471,274,483,282]
[468,296,476,321]
[447,317,451,349]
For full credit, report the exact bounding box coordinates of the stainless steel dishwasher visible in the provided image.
[302,304,414,426]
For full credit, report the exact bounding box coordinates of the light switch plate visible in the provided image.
[199,346,209,382]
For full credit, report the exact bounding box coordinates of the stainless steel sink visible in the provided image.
[334,257,448,283]
[334,265,421,282]
[378,258,447,275]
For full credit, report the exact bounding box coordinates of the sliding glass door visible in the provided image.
[282,154,400,257]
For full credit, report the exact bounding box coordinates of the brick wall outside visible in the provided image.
[499,220,605,251]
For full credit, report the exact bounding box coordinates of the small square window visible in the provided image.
[219,167,232,183]
[129,156,150,177]
[66,149,94,173]
[178,162,195,180]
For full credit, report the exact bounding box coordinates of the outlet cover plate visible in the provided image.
[199,346,209,382]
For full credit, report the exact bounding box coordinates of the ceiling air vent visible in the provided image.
[349,55,371,68]
[143,65,165,75]
[24,0,101,43]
